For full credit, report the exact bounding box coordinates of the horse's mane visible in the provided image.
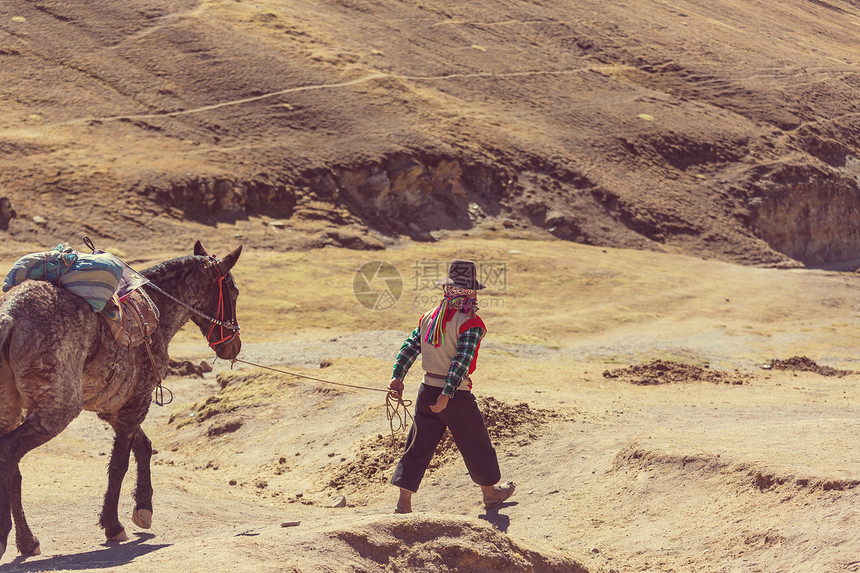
[140,255,201,282]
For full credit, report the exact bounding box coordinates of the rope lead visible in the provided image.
[232,358,416,452]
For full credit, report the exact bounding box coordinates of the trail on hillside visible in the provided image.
[4,0,860,265]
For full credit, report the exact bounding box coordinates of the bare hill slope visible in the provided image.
[3,0,860,265]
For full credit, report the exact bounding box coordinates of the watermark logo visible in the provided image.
[411,261,446,292]
[480,262,507,292]
[412,261,507,292]
[411,260,507,310]
[354,260,508,311]
[353,261,403,311]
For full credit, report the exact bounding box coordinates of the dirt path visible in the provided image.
[2,333,857,572]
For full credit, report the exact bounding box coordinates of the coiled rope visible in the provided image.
[231,358,416,453]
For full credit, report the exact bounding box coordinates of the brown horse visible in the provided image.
[0,241,242,559]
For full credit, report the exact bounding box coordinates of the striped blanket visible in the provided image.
[2,245,125,312]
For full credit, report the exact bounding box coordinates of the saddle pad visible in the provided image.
[2,245,124,312]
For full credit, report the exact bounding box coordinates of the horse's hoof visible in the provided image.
[107,528,128,542]
[19,536,40,556]
[22,542,40,556]
[133,508,152,529]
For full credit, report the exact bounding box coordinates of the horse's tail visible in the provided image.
[0,298,20,369]
[0,315,11,370]
[0,314,18,432]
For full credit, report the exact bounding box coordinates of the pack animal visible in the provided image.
[0,241,242,559]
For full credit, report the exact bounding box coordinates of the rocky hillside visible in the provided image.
[2,0,860,266]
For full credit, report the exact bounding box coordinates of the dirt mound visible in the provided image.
[165,358,212,378]
[764,356,855,377]
[327,433,402,491]
[613,443,860,494]
[327,397,555,492]
[604,441,860,572]
[480,396,557,442]
[602,360,750,385]
[319,515,587,573]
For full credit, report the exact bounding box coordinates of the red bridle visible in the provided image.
[206,266,240,353]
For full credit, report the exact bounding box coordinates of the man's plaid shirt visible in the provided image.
[392,326,485,396]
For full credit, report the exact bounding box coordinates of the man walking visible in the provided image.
[388,259,515,513]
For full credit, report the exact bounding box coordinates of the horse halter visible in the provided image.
[205,263,240,354]
[143,257,241,355]
[141,254,241,406]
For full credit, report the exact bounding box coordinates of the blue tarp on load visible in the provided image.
[2,245,125,312]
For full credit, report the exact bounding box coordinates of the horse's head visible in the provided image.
[191,241,242,360]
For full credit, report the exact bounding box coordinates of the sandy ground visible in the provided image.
[1,317,858,572]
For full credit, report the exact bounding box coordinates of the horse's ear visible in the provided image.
[220,245,243,272]
[194,241,209,257]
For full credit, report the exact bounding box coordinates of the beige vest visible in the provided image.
[419,309,485,389]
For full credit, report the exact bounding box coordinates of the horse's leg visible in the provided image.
[98,427,135,541]
[130,428,153,529]
[0,355,37,557]
[98,392,154,542]
[11,465,39,556]
[0,409,79,559]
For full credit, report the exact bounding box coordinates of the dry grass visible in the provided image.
[5,236,860,367]
[216,238,860,364]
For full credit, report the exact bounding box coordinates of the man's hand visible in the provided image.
[389,377,404,398]
[429,393,450,413]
